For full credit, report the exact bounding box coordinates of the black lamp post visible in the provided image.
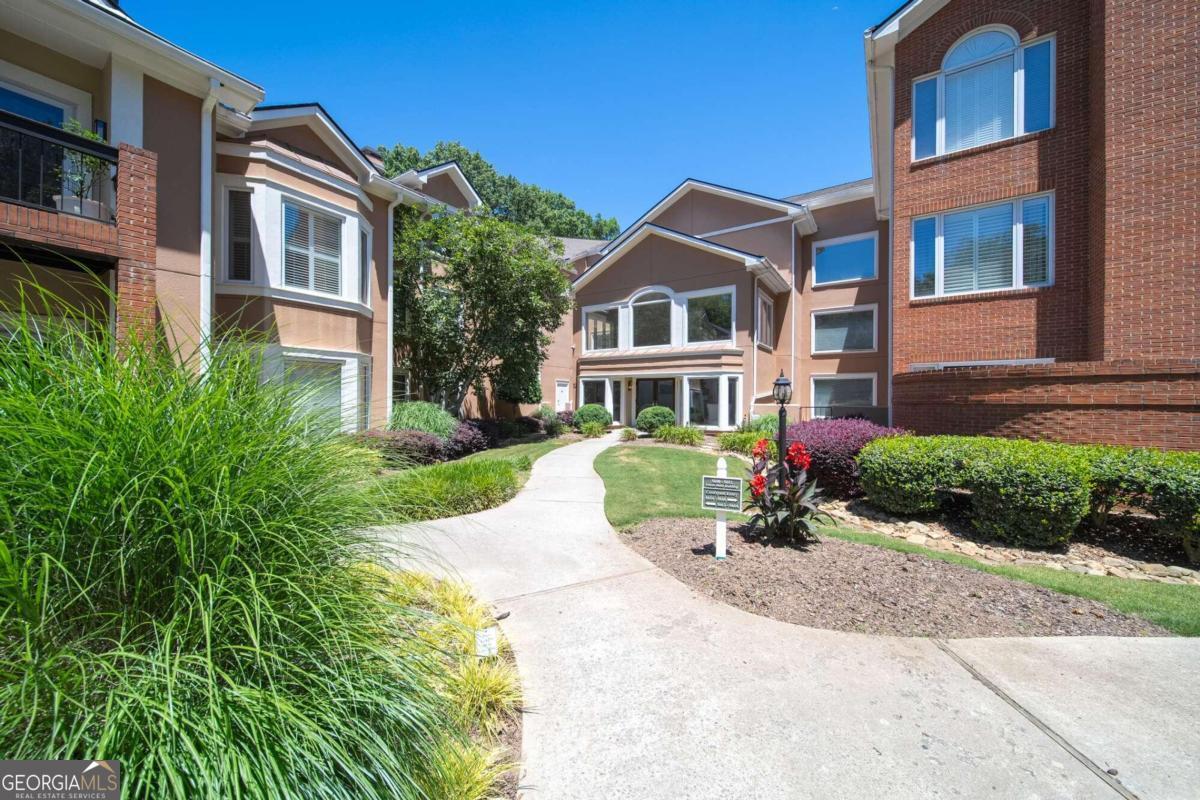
[772,371,792,487]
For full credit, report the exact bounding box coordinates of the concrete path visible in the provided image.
[383,435,1200,800]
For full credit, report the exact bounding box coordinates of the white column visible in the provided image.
[679,377,688,426]
[603,378,613,419]
[717,374,729,430]
[107,56,143,148]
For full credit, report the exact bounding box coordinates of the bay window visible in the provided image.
[283,200,342,295]
[911,193,1053,299]
[812,305,877,354]
[913,29,1054,160]
[688,377,720,426]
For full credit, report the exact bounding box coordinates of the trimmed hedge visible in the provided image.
[717,431,776,459]
[857,435,1200,555]
[390,401,459,440]
[785,418,903,498]
[635,405,675,434]
[653,425,704,446]
[575,403,612,428]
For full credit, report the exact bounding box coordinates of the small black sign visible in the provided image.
[701,475,743,512]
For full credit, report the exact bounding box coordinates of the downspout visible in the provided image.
[198,78,219,369]
[867,52,895,426]
[385,196,402,425]
[790,225,797,402]
[751,276,759,416]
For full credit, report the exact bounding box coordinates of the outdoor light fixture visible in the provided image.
[773,371,791,487]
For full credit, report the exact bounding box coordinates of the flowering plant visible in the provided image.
[743,437,828,545]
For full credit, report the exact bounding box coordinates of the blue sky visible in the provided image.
[129,0,898,227]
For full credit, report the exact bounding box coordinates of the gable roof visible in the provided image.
[601,179,816,255]
[403,161,484,209]
[786,177,874,209]
[573,223,791,294]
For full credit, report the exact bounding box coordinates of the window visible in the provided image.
[582,379,606,406]
[685,291,732,344]
[284,359,343,429]
[359,230,370,305]
[912,30,1054,159]
[226,190,252,281]
[756,293,775,349]
[358,362,371,431]
[811,375,875,418]
[911,193,1053,298]
[726,375,740,428]
[393,372,412,403]
[688,377,720,427]
[813,233,877,286]
[812,305,877,354]
[636,378,675,418]
[0,84,66,127]
[283,200,342,295]
[631,291,671,347]
[611,379,623,423]
[585,307,619,350]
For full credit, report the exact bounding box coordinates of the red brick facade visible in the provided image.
[889,0,1199,449]
[113,144,158,340]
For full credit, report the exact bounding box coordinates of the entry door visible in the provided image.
[635,378,676,419]
[555,380,570,411]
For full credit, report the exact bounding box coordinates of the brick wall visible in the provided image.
[113,144,157,340]
[893,361,1200,450]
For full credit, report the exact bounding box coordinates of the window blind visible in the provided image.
[943,204,1013,294]
[283,201,342,295]
[227,190,252,281]
[946,56,1014,152]
[1023,40,1053,133]
[814,309,875,352]
[1022,197,1050,285]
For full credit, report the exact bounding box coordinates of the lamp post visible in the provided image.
[772,371,792,487]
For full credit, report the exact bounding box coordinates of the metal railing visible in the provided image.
[794,405,891,426]
[0,109,118,223]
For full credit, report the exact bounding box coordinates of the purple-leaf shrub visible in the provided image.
[355,429,442,466]
[441,420,490,460]
[556,409,575,428]
[784,418,904,498]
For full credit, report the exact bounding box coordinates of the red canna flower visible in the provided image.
[785,441,811,470]
[752,438,772,460]
[749,473,767,498]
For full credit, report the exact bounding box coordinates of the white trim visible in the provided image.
[697,214,795,239]
[250,105,376,182]
[909,357,1056,372]
[222,185,254,283]
[198,80,218,368]
[810,303,879,355]
[215,282,373,317]
[0,59,91,125]
[215,141,376,208]
[679,284,736,348]
[809,373,878,416]
[269,344,370,434]
[909,191,1055,300]
[413,162,484,209]
[811,230,879,287]
[755,289,775,350]
[786,179,874,209]
[601,179,815,256]
[385,197,400,423]
[107,55,142,148]
[911,32,1057,161]
[581,283,736,354]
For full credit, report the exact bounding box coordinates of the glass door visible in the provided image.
[635,378,676,419]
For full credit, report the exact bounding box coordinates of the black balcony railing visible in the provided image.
[0,109,118,223]
[794,405,891,426]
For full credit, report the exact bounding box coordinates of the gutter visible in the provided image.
[198,78,219,368]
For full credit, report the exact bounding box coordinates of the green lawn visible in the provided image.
[594,444,747,530]
[465,435,568,465]
[595,443,1200,636]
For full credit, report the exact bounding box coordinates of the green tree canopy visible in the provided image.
[393,209,572,411]
[378,141,619,239]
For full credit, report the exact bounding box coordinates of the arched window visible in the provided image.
[912,27,1055,159]
[630,290,672,347]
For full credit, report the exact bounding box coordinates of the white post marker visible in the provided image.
[715,457,728,560]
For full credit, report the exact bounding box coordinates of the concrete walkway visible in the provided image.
[383,435,1200,800]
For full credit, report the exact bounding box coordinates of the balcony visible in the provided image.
[0,109,118,224]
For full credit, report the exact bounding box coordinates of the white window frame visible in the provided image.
[223,186,255,283]
[282,197,344,297]
[581,303,622,353]
[810,373,878,418]
[909,191,1055,300]
[628,288,674,350]
[911,29,1056,161]
[811,231,879,287]
[358,222,373,306]
[810,303,878,355]
[680,285,736,347]
[0,59,91,125]
[578,377,614,418]
[273,347,366,434]
[755,290,775,350]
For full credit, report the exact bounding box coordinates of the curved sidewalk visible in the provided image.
[384,434,1199,800]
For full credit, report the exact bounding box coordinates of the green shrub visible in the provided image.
[620,427,639,442]
[857,435,967,514]
[635,405,675,433]
[717,431,777,458]
[963,440,1092,547]
[375,459,521,522]
[0,316,452,798]
[391,400,459,440]
[574,403,612,428]
[654,424,704,446]
[535,404,565,437]
[1140,451,1200,563]
[580,421,606,438]
[739,414,779,435]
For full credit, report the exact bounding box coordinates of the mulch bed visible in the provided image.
[624,518,1169,638]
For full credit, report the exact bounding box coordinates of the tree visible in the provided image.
[393,208,572,412]
[378,141,619,239]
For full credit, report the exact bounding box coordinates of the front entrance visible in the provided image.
[635,378,676,420]
[555,380,570,412]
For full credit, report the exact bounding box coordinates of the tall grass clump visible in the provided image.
[391,400,459,440]
[0,310,455,799]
